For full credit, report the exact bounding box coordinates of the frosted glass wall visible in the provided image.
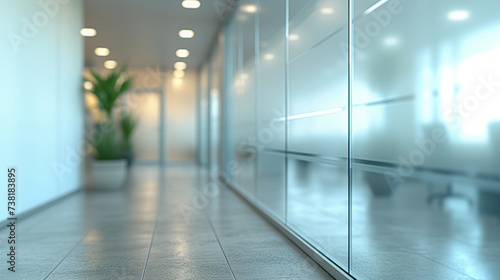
[214,0,500,279]
[352,1,500,279]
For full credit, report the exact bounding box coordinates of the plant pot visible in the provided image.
[90,159,128,190]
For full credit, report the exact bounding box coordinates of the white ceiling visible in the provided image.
[84,0,227,71]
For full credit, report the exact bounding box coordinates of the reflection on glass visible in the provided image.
[352,0,500,279]
[287,0,349,269]
[220,0,500,279]
[209,42,222,175]
[256,0,287,219]
[231,0,257,197]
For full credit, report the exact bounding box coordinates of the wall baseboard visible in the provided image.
[218,176,354,280]
[0,188,82,229]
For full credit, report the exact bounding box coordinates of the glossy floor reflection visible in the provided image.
[0,164,333,280]
[286,159,500,280]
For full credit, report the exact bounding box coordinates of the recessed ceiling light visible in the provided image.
[289,34,299,41]
[174,61,187,70]
[104,60,117,70]
[182,0,201,9]
[320,7,334,15]
[264,53,274,60]
[241,5,258,13]
[173,69,185,78]
[84,81,94,91]
[176,49,190,58]
[80,28,97,37]
[179,29,194,39]
[448,10,469,21]
[95,47,110,56]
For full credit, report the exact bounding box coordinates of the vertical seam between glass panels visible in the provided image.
[160,78,167,165]
[347,0,354,274]
[208,61,213,170]
[284,0,290,224]
[254,0,260,201]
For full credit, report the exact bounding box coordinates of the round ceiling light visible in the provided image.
[104,60,118,69]
[182,0,201,9]
[174,62,187,70]
[176,49,190,58]
[95,47,110,56]
[80,28,97,37]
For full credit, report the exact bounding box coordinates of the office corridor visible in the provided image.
[0,165,333,280]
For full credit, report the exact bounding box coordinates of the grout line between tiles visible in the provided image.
[414,251,478,280]
[140,213,159,280]
[43,229,91,279]
[205,212,238,280]
[140,170,165,280]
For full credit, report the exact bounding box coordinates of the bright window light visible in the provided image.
[241,5,258,13]
[179,29,194,38]
[320,7,334,15]
[95,47,110,56]
[289,34,299,41]
[174,61,187,70]
[182,0,201,9]
[173,78,183,86]
[176,49,190,58]
[279,107,346,121]
[80,28,96,37]
[104,60,117,70]
[363,0,389,15]
[264,53,274,60]
[173,70,185,78]
[448,10,469,21]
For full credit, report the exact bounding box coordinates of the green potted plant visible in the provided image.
[85,67,133,190]
[120,112,138,168]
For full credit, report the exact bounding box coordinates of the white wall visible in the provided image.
[0,0,84,222]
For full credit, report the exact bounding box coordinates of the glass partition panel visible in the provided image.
[287,0,349,269]
[198,64,209,166]
[209,42,222,174]
[232,0,258,198]
[256,0,287,220]
[220,0,500,278]
[352,0,500,279]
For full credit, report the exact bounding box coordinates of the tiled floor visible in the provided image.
[0,164,334,280]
